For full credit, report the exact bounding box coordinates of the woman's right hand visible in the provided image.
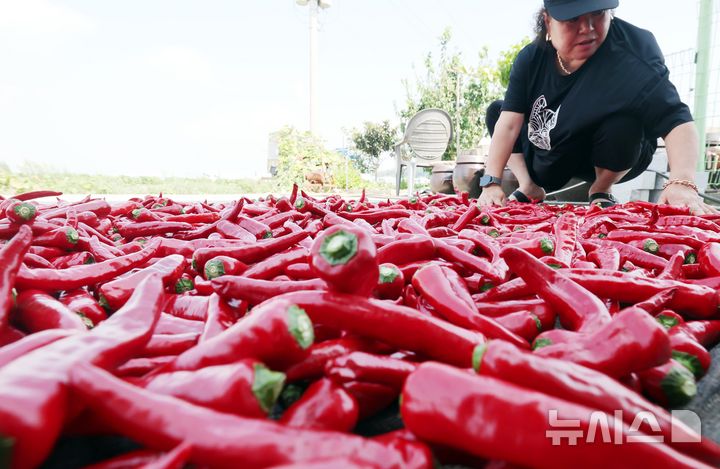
[478,184,506,207]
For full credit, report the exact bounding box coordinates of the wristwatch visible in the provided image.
[478,175,502,188]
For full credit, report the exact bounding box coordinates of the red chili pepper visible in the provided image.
[284,337,377,382]
[141,359,284,417]
[117,221,192,240]
[534,306,671,377]
[198,293,239,343]
[471,340,720,466]
[676,320,720,348]
[154,313,203,336]
[373,263,404,300]
[493,310,542,342]
[23,252,54,268]
[68,362,432,469]
[342,380,398,420]
[1,225,33,340]
[192,230,308,273]
[10,190,62,202]
[5,201,37,224]
[174,199,243,241]
[563,270,719,319]
[625,288,677,316]
[128,207,164,222]
[584,239,667,271]
[668,328,711,378]
[656,243,695,262]
[309,224,378,296]
[506,236,555,258]
[84,235,120,262]
[280,377,358,433]
[0,274,164,469]
[13,290,89,332]
[472,276,534,302]
[433,239,505,284]
[656,251,685,280]
[412,264,527,348]
[51,251,95,269]
[160,296,314,373]
[40,199,111,221]
[244,247,308,280]
[115,355,176,378]
[142,332,199,357]
[163,294,209,321]
[637,359,697,407]
[627,237,660,253]
[165,212,220,224]
[501,246,610,332]
[80,222,117,246]
[283,262,315,280]
[202,255,247,280]
[586,245,621,270]
[341,209,412,225]
[377,236,435,265]
[59,289,107,327]
[33,226,80,250]
[98,254,185,310]
[15,239,161,291]
[211,276,327,305]
[325,351,418,391]
[451,204,480,232]
[656,309,685,330]
[397,218,430,236]
[608,229,703,250]
[404,362,709,469]
[698,242,720,276]
[272,291,485,368]
[0,329,78,368]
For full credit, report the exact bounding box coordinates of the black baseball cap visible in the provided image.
[544,0,619,21]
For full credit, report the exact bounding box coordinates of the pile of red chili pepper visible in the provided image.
[2,186,720,468]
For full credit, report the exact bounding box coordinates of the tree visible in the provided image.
[399,28,504,160]
[497,37,532,89]
[350,120,397,181]
[274,126,363,191]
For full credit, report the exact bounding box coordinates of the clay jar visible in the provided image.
[430,163,456,194]
[453,153,484,198]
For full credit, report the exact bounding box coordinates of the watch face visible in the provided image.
[479,175,498,187]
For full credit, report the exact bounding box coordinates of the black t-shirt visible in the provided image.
[502,17,692,159]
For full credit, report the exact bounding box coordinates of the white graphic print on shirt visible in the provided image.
[528,95,560,151]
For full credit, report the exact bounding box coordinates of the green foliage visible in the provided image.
[497,37,532,89]
[350,121,397,177]
[399,28,504,160]
[274,126,364,191]
[0,165,275,196]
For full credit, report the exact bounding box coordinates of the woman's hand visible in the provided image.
[478,184,506,207]
[658,183,718,215]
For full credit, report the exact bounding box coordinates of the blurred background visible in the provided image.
[0,0,717,195]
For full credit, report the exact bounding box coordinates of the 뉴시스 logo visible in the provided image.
[546,409,702,445]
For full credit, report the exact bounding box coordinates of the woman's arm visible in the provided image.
[658,121,717,214]
[478,111,524,206]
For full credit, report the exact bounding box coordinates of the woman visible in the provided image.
[478,0,715,214]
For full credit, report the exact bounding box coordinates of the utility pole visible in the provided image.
[694,0,713,170]
[296,0,332,135]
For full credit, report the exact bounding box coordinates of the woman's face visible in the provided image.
[545,10,612,61]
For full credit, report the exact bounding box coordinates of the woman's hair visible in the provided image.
[533,8,548,48]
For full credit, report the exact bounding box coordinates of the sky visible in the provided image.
[0,0,702,178]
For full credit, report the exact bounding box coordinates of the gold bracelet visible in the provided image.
[662,178,699,193]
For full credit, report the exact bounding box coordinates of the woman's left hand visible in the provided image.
[658,183,718,215]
